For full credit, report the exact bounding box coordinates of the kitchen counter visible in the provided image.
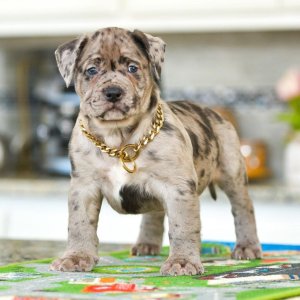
[1,178,300,247]
[0,177,299,201]
[0,239,129,266]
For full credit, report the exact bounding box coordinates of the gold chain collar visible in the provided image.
[79,104,164,173]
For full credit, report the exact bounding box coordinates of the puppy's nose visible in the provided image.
[103,86,123,103]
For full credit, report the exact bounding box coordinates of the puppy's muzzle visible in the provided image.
[103,86,124,103]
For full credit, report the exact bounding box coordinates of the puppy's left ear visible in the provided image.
[132,30,166,82]
[55,35,88,87]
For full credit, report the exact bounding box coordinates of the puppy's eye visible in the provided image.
[86,67,98,77]
[128,65,138,73]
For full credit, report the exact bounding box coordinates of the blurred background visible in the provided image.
[0,0,300,246]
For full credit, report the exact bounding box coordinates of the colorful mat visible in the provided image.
[1,242,300,300]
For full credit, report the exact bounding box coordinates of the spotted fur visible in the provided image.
[50,27,262,276]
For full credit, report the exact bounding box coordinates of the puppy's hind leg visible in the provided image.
[216,123,262,260]
[131,211,165,256]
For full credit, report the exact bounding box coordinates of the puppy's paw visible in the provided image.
[50,251,99,272]
[232,243,262,260]
[160,257,204,276]
[131,243,160,256]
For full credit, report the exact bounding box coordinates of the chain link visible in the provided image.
[79,104,164,173]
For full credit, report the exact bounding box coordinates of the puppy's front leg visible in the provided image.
[132,211,165,256]
[160,188,203,275]
[50,178,102,272]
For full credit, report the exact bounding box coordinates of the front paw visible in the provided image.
[232,243,262,260]
[50,251,99,272]
[131,243,160,256]
[160,256,204,276]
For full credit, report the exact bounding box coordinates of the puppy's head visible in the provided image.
[55,27,166,122]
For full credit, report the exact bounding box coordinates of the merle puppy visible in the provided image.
[50,27,262,275]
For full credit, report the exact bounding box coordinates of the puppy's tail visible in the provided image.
[208,183,217,201]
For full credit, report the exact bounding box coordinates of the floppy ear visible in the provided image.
[55,35,88,87]
[132,30,166,82]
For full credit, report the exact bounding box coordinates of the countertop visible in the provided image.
[1,178,300,250]
[0,239,129,266]
[0,177,300,202]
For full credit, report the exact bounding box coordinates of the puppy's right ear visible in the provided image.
[55,36,88,87]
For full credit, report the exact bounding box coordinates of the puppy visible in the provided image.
[50,27,262,275]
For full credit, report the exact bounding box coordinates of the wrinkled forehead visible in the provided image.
[80,28,146,64]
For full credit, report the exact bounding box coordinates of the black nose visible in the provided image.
[103,86,123,103]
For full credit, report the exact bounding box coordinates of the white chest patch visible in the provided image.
[102,163,129,212]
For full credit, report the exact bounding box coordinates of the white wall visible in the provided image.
[161,31,300,90]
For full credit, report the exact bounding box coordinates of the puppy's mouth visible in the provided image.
[96,104,130,121]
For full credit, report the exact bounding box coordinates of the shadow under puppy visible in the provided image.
[50,27,262,275]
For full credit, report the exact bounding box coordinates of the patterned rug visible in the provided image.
[1,242,300,300]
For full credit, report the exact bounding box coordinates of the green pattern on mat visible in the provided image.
[203,260,261,276]
[44,281,87,294]
[0,264,38,274]
[108,249,166,260]
[237,287,300,300]
[144,276,208,288]
[92,265,161,274]
[0,262,53,282]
